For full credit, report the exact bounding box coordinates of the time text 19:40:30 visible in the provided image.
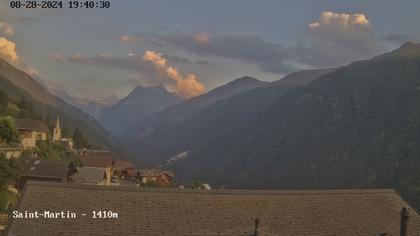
[9,1,111,9]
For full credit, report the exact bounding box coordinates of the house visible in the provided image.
[139,169,174,185]
[5,183,420,235]
[72,167,108,185]
[0,143,23,159]
[59,137,74,150]
[17,159,76,190]
[79,151,113,185]
[113,160,137,180]
[14,119,49,149]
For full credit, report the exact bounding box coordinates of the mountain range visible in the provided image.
[120,69,333,163]
[119,42,420,208]
[4,42,420,209]
[119,76,270,158]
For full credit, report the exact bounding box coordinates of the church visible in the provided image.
[52,116,74,150]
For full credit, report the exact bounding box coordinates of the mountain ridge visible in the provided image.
[119,76,270,145]
[121,69,334,163]
[0,57,126,157]
[97,84,183,135]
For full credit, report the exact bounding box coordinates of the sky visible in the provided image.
[0,0,420,100]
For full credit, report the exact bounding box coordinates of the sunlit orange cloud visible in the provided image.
[118,35,141,44]
[194,32,211,44]
[143,50,206,98]
[309,11,370,30]
[0,37,19,63]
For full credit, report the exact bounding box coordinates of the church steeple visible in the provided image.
[53,116,61,142]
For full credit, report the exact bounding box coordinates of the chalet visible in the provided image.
[72,167,108,185]
[0,143,23,159]
[79,151,113,185]
[113,160,137,180]
[5,182,420,235]
[139,169,174,185]
[17,159,76,190]
[14,119,49,149]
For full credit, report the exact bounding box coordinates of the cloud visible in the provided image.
[117,35,141,44]
[194,32,211,45]
[67,52,154,72]
[143,50,206,98]
[143,50,167,67]
[57,52,163,87]
[0,37,19,63]
[60,50,210,74]
[167,55,212,66]
[308,11,369,30]
[140,33,295,74]
[69,53,94,65]
[24,67,40,78]
[48,52,64,63]
[134,11,384,74]
[295,11,383,67]
[52,51,206,96]
[0,21,15,36]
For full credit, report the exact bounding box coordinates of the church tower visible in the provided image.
[53,116,61,142]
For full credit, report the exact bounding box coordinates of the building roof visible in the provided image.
[0,142,23,151]
[14,119,49,133]
[59,137,73,142]
[113,160,135,171]
[79,151,113,168]
[21,159,71,179]
[73,167,106,184]
[6,182,420,236]
[139,169,175,177]
[125,168,139,177]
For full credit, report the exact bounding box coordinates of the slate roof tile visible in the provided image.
[6,182,420,235]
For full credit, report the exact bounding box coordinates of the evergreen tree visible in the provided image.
[0,91,8,115]
[0,154,20,188]
[0,116,19,143]
[73,128,84,150]
[17,96,34,119]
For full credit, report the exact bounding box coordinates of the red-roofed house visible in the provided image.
[139,169,175,185]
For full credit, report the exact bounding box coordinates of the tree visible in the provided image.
[0,116,19,143]
[17,96,34,119]
[73,128,84,150]
[0,91,8,114]
[0,154,20,188]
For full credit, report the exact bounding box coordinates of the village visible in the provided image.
[1,116,177,187]
[0,116,179,231]
[1,115,419,235]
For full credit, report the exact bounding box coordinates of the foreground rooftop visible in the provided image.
[6,181,420,235]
